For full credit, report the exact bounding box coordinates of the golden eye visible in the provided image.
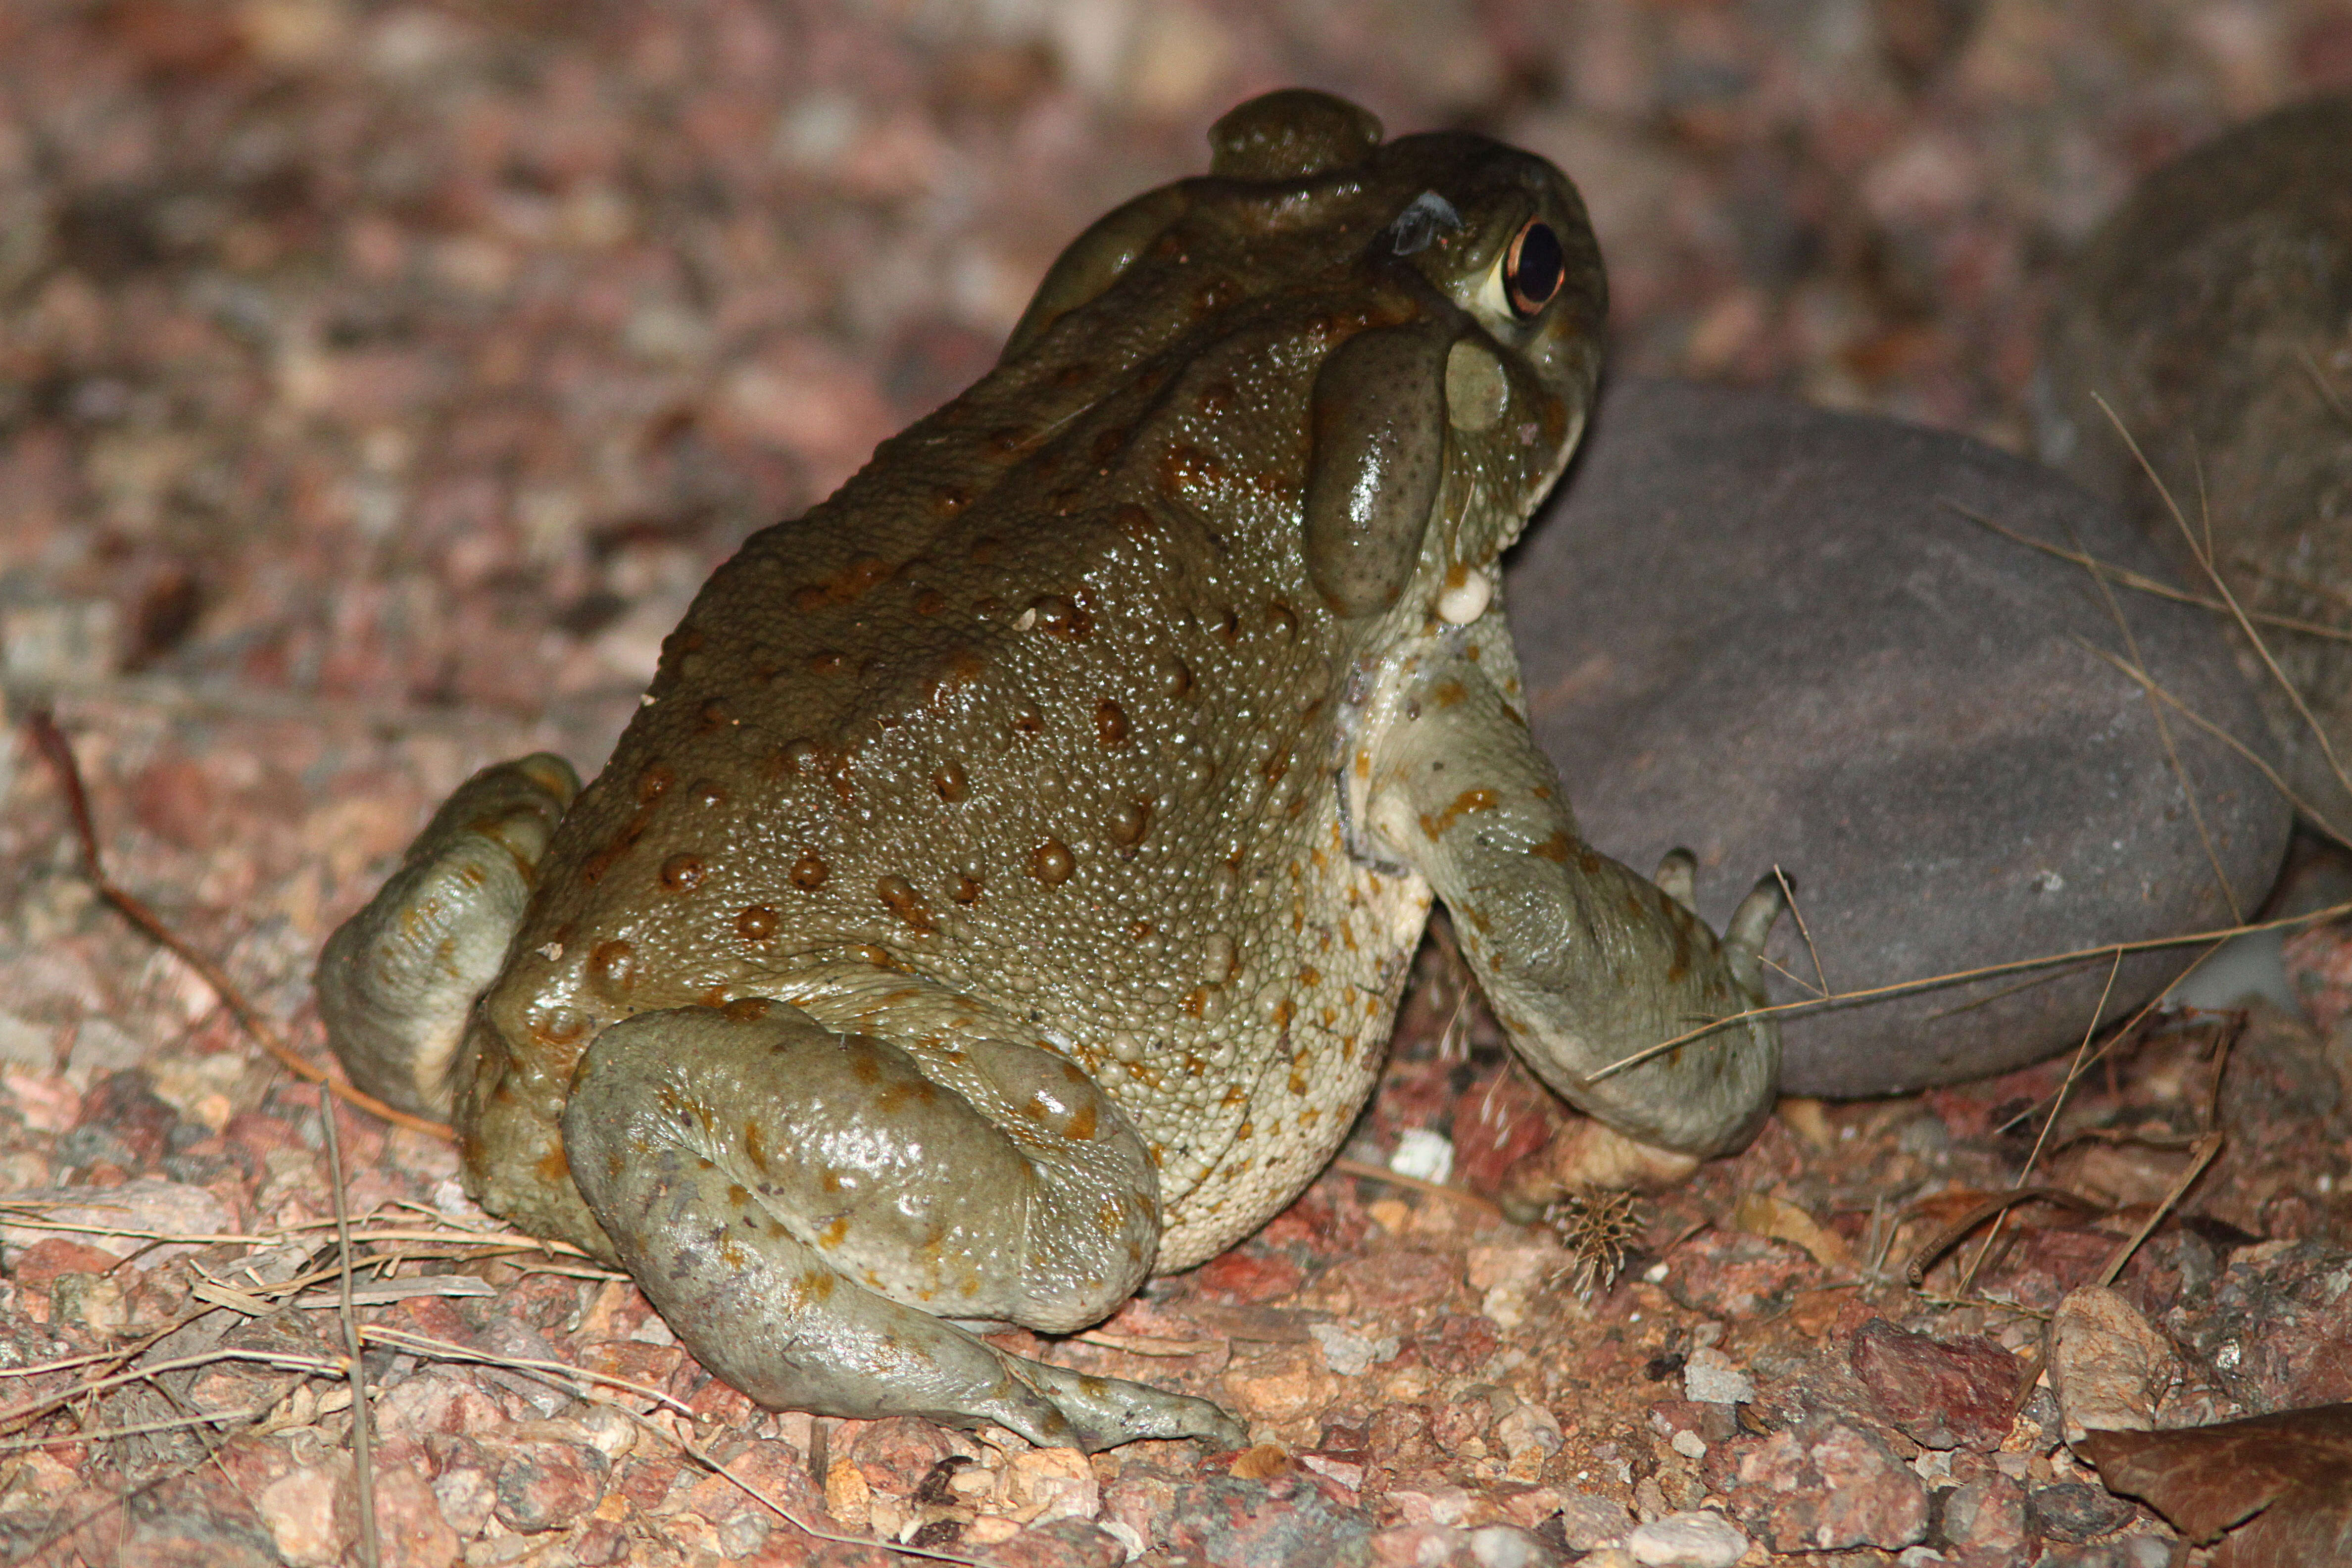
[1503,219,1565,319]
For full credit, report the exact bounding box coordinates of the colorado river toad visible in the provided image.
[317,89,1785,1450]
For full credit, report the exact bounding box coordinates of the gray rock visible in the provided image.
[1626,1510,1748,1567]
[1507,377,2289,1096]
[2040,93,2352,830]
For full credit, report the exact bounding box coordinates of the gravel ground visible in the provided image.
[2,2,2351,1565]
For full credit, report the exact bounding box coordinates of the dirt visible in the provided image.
[2,2,2351,1565]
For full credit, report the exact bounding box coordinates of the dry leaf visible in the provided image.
[1731,1192,1854,1272]
[2077,1402,2352,1567]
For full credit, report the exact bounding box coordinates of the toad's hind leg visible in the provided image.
[560,1001,1246,1452]
[315,755,580,1119]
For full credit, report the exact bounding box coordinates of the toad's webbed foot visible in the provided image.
[315,754,579,1119]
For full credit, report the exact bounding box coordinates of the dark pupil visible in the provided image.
[1506,222,1564,317]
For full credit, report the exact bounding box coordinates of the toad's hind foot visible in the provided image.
[559,1001,1245,1452]
[315,754,579,1120]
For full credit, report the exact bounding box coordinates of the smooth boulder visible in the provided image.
[2039,92,2352,830]
[1507,377,2290,1097]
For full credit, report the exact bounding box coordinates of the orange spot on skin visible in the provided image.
[536,1146,571,1185]
[1421,788,1501,838]
[819,1217,850,1248]
[1029,595,1092,639]
[1095,699,1129,748]
[659,853,705,891]
[934,762,969,802]
[877,874,935,934]
[637,766,675,803]
[1108,799,1151,847]
[790,853,830,890]
[737,904,779,941]
[1160,443,1224,494]
[1530,831,1571,863]
[1432,680,1467,708]
[728,1184,750,1207]
[1031,839,1075,884]
[1067,1103,1098,1141]
[952,874,982,904]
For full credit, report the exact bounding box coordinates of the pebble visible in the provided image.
[1555,1487,1635,1551]
[2047,1286,2187,1444]
[1626,1509,1749,1568]
[2041,93,2352,829]
[1849,1318,2022,1451]
[478,1431,611,1533]
[1729,1416,1930,1552]
[1682,1346,1756,1406]
[1511,376,2289,1096]
[2028,1480,2138,1542]
[1939,1473,2032,1559]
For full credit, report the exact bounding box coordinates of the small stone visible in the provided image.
[485,1434,610,1532]
[1222,1341,1342,1425]
[1940,1473,2032,1556]
[1160,1474,1374,1563]
[1468,1523,1558,1568]
[1626,1509,1749,1568]
[982,1517,1127,1568]
[369,1462,461,1568]
[1389,1127,1455,1183]
[2041,93,2352,827]
[1661,1229,1815,1319]
[2029,1479,2137,1542]
[1682,1346,1755,1406]
[257,1465,346,1567]
[1310,1322,1397,1376]
[1850,1318,2023,1450]
[1513,377,2288,1096]
[2048,1286,2185,1443]
[1554,1488,1634,1551]
[826,1456,874,1529]
[992,1447,1099,1527]
[1731,1417,1930,1552]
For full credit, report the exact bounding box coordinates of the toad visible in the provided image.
[317,89,1785,1450]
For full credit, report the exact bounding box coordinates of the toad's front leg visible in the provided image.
[1359,636,1785,1183]
[559,995,1246,1452]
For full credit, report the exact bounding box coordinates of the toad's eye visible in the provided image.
[1503,220,1564,319]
